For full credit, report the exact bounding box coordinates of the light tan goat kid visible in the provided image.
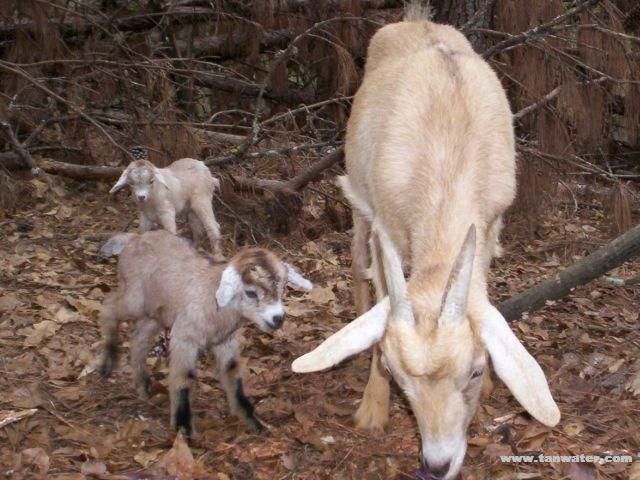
[110,157,225,261]
[292,12,560,480]
[99,230,312,436]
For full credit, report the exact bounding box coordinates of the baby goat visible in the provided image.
[98,230,312,436]
[110,157,225,261]
[293,10,559,480]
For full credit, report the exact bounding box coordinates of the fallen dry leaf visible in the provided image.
[20,447,50,477]
[565,463,597,480]
[306,285,336,304]
[134,448,164,468]
[80,460,108,476]
[158,432,194,478]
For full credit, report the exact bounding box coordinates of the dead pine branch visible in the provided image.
[482,0,602,59]
[497,223,640,321]
[241,16,373,159]
[0,60,131,159]
[0,121,39,172]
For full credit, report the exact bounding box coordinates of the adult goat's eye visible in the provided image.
[470,367,484,380]
[245,290,258,299]
[149,178,155,185]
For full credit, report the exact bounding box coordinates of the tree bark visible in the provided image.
[432,0,493,50]
[497,223,640,321]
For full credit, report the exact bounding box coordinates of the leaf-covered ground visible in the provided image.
[0,177,638,479]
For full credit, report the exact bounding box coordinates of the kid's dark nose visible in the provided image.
[271,314,284,328]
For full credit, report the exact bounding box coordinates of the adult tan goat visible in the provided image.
[292,11,560,480]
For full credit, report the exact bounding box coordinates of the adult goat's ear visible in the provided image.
[110,165,131,193]
[478,303,561,427]
[292,297,390,373]
[216,264,243,308]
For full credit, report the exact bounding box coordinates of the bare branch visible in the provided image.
[0,121,38,171]
[482,0,602,59]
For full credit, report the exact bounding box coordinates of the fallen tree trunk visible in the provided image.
[0,7,220,40]
[37,159,123,181]
[0,148,343,193]
[497,223,640,321]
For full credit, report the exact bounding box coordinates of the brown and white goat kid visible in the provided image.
[98,230,312,436]
[292,12,560,480]
[110,157,225,261]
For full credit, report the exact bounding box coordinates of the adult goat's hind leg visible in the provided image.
[212,337,263,432]
[354,233,391,433]
[351,213,372,315]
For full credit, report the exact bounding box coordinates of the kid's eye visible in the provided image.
[470,368,484,380]
[245,290,258,299]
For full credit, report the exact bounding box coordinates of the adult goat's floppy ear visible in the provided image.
[292,297,390,373]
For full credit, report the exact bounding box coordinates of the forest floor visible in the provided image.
[0,174,639,480]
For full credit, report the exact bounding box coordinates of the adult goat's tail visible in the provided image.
[403,1,433,22]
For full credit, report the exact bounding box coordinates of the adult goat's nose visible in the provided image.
[423,459,451,480]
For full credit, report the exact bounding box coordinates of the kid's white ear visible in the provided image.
[284,263,313,291]
[478,303,561,427]
[292,297,390,373]
[216,265,243,308]
[153,167,170,189]
[110,167,130,193]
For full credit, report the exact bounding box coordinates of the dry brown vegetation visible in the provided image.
[1,0,640,479]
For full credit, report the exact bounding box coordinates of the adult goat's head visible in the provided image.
[293,224,559,479]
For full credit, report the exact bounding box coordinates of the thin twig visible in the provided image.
[204,141,340,167]
[0,60,131,158]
